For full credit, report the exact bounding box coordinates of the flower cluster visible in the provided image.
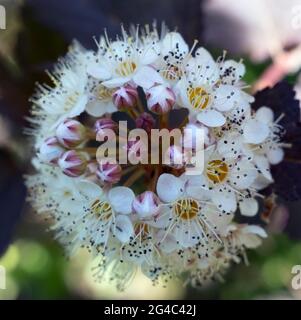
[26,26,288,289]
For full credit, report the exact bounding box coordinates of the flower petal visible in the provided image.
[229,160,257,189]
[156,173,184,203]
[156,230,177,253]
[102,77,129,88]
[112,214,134,243]
[267,147,284,165]
[196,109,225,127]
[212,188,237,213]
[133,66,163,89]
[214,85,241,111]
[161,32,188,56]
[86,64,111,80]
[68,95,88,118]
[108,186,135,214]
[243,119,269,144]
[182,174,211,200]
[239,198,258,217]
[255,106,274,124]
[77,180,103,200]
[254,155,273,181]
[217,132,242,158]
[86,100,117,117]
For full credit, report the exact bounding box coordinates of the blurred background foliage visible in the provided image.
[0,0,301,300]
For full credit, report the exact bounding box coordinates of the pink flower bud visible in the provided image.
[96,159,122,184]
[112,85,138,109]
[133,191,161,218]
[164,145,188,169]
[58,150,88,177]
[94,118,118,142]
[135,112,155,133]
[56,119,86,148]
[39,137,65,164]
[146,84,175,114]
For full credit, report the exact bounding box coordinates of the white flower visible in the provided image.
[155,173,233,248]
[37,64,88,128]
[81,184,135,246]
[176,47,245,127]
[218,58,246,85]
[38,137,65,164]
[200,146,258,213]
[85,82,117,117]
[226,224,267,250]
[87,28,162,89]
[243,106,285,165]
[156,32,189,83]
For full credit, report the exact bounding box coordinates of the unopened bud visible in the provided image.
[39,137,65,164]
[96,159,122,184]
[146,84,175,114]
[133,191,161,218]
[94,118,118,141]
[135,112,155,133]
[56,119,86,148]
[58,150,88,177]
[113,85,138,109]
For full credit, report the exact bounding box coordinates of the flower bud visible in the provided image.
[56,119,86,148]
[135,112,155,133]
[58,150,88,177]
[94,118,118,142]
[146,84,175,114]
[39,137,65,164]
[96,159,122,184]
[113,85,138,109]
[133,191,161,218]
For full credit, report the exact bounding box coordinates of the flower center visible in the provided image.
[64,91,80,111]
[174,198,199,220]
[97,86,115,101]
[188,87,210,110]
[116,61,137,77]
[206,159,229,184]
[134,222,150,240]
[162,65,183,81]
[91,200,112,220]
